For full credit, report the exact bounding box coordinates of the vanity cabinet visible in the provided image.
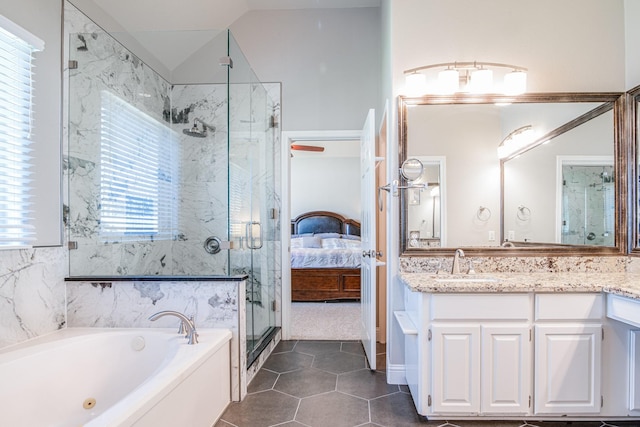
[431,324,531,415]
[533,293,603,415]
[400,290,608,420]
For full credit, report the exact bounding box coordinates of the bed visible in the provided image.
[290,211,361,301]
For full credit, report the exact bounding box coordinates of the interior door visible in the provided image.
[360,108,377,370]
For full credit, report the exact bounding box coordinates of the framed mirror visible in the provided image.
[399,93,627,256]
[630,86,640,255]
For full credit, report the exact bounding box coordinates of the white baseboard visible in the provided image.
[386,363,406,385]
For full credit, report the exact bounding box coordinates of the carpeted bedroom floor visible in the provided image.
[290,302,361,340]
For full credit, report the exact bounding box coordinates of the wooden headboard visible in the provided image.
[291,211,361,237]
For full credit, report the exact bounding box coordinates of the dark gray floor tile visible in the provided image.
[220,390,299,427]
[274,422,307,426]
[341,341,365,356]
[262,350,313,373]
[338,368,398,399]
[313,350,367,374]
[296,391,369,427]
[370,391,428,426]
[274,367,337,398]
[248,368,279,394]
[399,384,411,393]
[274,340,298,353]
[294,340,342,355]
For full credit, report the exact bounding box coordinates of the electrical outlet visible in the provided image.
[508,230,515,240]
[488,231,495,241]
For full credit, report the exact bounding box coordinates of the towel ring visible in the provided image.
[517,205,531,221]
[476,206,491,221]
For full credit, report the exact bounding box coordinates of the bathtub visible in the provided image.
[0,327,232,427]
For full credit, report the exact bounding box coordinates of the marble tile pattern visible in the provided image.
[65,279,248,400]
[0,247,67,349]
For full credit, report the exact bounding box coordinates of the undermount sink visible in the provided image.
[434,277,499,283]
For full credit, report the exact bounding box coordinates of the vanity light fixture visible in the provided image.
[497,125,535,159]
[403,61,527,96]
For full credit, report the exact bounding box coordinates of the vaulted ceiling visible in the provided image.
[87,0,380,70]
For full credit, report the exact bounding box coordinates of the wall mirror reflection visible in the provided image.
[399,93,625,256]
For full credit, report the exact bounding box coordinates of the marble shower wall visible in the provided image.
[65,279,248,400]
[65,2,174,276]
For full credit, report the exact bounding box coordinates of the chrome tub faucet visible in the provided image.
[148,310,199,345]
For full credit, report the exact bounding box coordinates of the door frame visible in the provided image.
[281,129,362,340]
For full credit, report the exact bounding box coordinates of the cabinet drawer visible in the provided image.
[535,293,603,321]
[430,294,531,321]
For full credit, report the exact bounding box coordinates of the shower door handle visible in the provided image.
[246,221,263,250]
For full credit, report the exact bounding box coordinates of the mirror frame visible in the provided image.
[628,85,640,255]
[398,92,627,257]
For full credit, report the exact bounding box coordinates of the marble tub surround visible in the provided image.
[0,247,67,349]
[65,279,248,401]
[399,271,640,300]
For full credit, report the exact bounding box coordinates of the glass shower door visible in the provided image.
[227,32,278,365]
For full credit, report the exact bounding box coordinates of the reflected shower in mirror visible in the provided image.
[399,93,625,256]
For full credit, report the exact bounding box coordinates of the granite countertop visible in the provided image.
[399,272,640,300]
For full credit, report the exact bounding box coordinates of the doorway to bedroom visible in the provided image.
[288,136,362,340]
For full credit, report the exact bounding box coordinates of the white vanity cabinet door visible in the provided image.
[431,324,481,414]
[534,324,602,414]
[481,325,532,415]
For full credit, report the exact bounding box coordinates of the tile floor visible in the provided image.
[215,340,638,427]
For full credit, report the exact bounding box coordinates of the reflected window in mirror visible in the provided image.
[399,93,626,256]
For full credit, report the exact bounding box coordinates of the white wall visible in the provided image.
[230,7,381,131]
[625,0,640,90]
[290,155,360,220]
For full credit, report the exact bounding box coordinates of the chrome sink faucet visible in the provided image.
[149,310,199,344]
[451,248,465,274]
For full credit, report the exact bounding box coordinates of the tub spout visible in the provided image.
[148,310,198,345]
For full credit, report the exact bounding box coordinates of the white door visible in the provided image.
[534,324,602,414]
[431,324,481,414]
[360,108,376,370]
[481,325,531,415]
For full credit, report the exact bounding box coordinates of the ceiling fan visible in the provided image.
[290,144,325,152]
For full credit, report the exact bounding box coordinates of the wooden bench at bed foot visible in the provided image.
[291,268,361,301]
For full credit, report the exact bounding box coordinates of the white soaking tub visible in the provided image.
[0,327,232,427]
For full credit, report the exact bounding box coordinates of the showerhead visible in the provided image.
[182,118,215,138]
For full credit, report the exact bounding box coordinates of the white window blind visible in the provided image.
[0,16,43,249]
[100,91,179,242]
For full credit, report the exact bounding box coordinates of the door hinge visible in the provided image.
[68,60,78,69]
[602,327,604,340]
[528,395,531,408]
[427,329,432,341]
[219,56,233,68]
[529,328,532,342]
[272,300,277,312]
[428,395,432,407]
[601,395,604,407]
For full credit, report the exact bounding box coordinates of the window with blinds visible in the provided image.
[99,91,179,242]
[0,16,43,249]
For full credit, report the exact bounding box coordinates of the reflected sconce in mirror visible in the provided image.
[404,61,527,96]
[497,125,536,159]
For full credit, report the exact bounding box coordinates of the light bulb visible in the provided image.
[469,68,493,93]
[503,70,527,95]
[437,69,459,94]
[405,73,427,96]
